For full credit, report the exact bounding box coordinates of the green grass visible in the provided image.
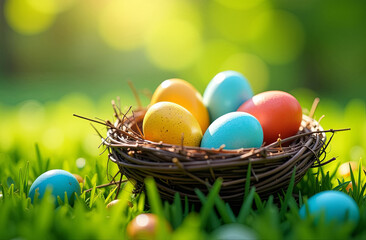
[0,95,365,239]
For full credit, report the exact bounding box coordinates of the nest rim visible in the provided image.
[101,106,338,204]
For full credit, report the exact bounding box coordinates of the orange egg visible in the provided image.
[346,182,354,192]
[126,213,171,240]
[72,174,84,184]
[237,91,302,145]
[150,79,210,132]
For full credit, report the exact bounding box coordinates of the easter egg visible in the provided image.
[72,174,84,184]
[201,112,263,149]
[203,70,253,122]
[150,78,210,132]
[237,91,302,145]
[346,182,354,192]
[299,191,359,224]
[126,213,171,240]
[29,169,81,206]
[143,102,202,147]
[211,224,258,240]
[106,199,120,209]
[338,161,358,178]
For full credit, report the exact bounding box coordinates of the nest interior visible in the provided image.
[101,106,339,205]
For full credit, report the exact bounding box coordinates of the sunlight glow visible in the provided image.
[247,10,305,64]
[28,0,76,14]
[5,0,55,35]
[215,0,267,10]
[195,40,240,88]
[220,53,269,93]
[145,20,202,70]
[98,0,163,51]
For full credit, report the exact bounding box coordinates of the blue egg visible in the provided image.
[203,70,253,122]
[201,112,263,149]
[299,190,359,224]
[211,223,258,240]
[29,169,81,206]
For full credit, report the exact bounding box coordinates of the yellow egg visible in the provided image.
[143,102,202,147]
[338,161,358,178]
[150,78,210,132]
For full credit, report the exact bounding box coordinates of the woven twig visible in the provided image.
[97,106,348,204]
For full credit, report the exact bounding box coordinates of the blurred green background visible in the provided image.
[0,0,365,180]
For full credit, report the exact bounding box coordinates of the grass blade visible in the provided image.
[214,196,234,224]
[280,166,296,219]
[195,178,223,228]
[171,192,183,228]
[145,177,170,239]
[195,188,221,230]
[244,162,252,199]
[237,187,255,224]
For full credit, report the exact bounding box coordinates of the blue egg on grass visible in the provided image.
[299,190,359,224]
[203,70,253,122]
[29,169,81,206]
[211,223,258,240]
[201,112,263,149]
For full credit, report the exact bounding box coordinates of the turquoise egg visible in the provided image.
[203,70,253,122]
[211,223,257,240]
[299,190,359,224]
[29,169,81,206]
[201,112,263,149]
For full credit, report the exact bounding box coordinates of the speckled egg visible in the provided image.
[29,169,81,206]
[299,190,359,224]
[203,71,253,122]
[143,102,202,147]
[201,112,263,150]
[150,78,210,132]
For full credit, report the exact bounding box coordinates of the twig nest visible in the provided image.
[104,107,336,204]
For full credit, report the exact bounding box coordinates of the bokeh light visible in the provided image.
[247,10,305,64]
[215,0,266,10]
[4,0,56,35]
[42,127,64,150]
[145,19,203,70]
[220,53,269,93]
[209,1,270,43]
[195,40,240,89]
[76,157,86,169]
[98,0,161,51]
[17,100,45,133]
[27,0,76,14]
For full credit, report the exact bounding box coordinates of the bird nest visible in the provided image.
[79,99,347,205]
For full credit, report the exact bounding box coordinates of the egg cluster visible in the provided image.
[143,70,302,149]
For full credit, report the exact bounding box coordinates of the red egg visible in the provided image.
[237,91,302,145]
